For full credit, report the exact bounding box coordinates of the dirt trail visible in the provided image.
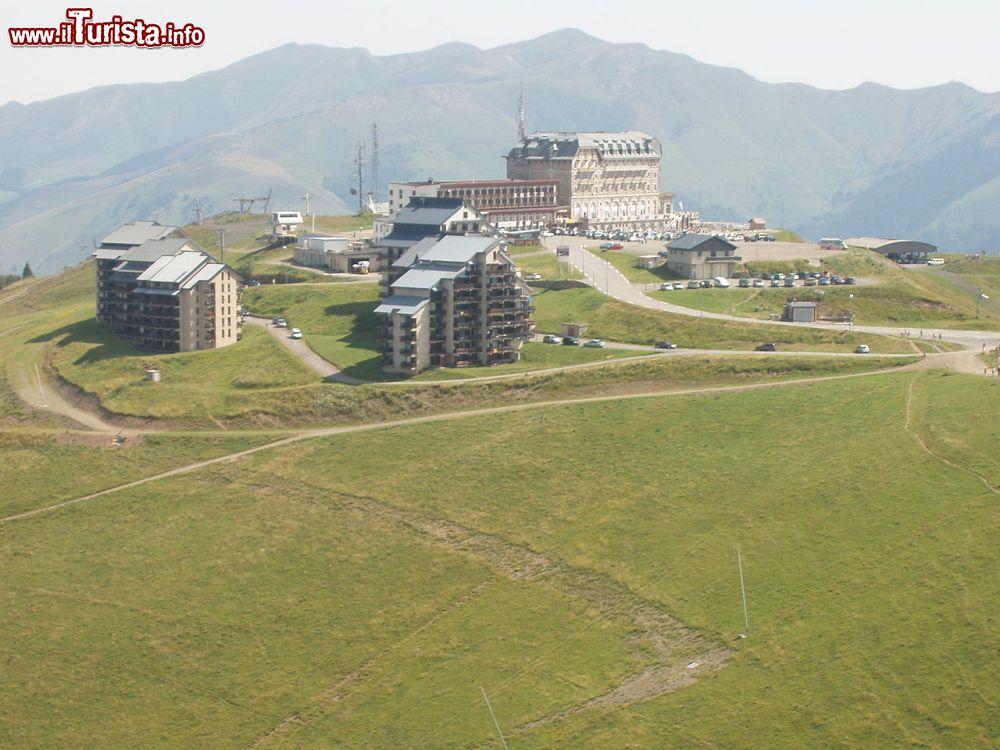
[244,485,729,748]
[11,342,119,433]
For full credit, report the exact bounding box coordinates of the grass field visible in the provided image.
[532,286,914,353]
[588,248,684,284]
[0,371,995,747]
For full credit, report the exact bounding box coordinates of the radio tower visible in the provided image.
[354,140,366,215]
[517,83,526,142]
[370,122,379,205]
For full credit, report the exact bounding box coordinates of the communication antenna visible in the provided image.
[354,140,366,215]
[193,198,203,225]
[302,192,311,216]
[517,82,526,141]
[370,122,379,205]
[216,228,226,264]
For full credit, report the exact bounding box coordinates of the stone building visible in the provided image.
[505,131,676,229]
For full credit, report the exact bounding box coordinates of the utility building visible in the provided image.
[664,235,742,279]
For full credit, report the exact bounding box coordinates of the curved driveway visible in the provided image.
[548,239,1000,357]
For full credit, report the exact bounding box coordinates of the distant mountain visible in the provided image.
[1,29,998,273]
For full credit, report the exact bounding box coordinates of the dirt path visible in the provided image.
[10,342,119,433]
[245,484,729,747]
[245,317,365,384]
[0,361,927,525]
[903,378,998,494]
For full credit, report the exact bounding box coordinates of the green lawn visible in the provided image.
[532,286,914,353]
[47,322,317,420]
[587,248,683,284]
[1,372,993,746]
[243,283,384,380]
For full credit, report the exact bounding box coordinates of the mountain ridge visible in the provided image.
[1,29,998,273]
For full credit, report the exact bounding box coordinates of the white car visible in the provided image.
[673,281,685,290]
[290,328,302,339]
[524,272,543,281]
[583,338,605,348]
[855,344,870,354]
[542,334,562,344]
[659,283,673,291]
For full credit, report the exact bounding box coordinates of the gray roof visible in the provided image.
[417,235,499,264]
[393,236,441,268]
[373,295,429,316]
[99,221,178,248]
[137,251,209,284]
[507,131,661,161]
[181,263,225,289]
[120,237,198,263]
[392,266,461,291]
[393,197,469,228]
[667,234,736,252]
[845,237,937,253]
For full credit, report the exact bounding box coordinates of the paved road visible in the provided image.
[545,239,1000,357]
[246,317,365,384]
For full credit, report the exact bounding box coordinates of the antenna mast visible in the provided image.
[517,83,526,141]
[354,140,366,215]
[370,122,379,205]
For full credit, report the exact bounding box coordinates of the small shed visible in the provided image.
[748,218,767,230]
[562,322,589,337]
[783,301,818,323]
[637,254,661,270]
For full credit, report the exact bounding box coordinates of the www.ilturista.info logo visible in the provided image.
[8,8,205,48]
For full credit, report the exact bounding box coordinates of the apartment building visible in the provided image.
[376,196,484,264]
[93,221,242,352]
[664,234,742,280]
[374,235,533,374]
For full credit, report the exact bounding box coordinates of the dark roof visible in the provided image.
[392,197,468,228]
[506,131,661,162]
[667,234,737,252]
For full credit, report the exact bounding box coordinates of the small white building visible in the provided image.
[293,235,380,273]
[272,211,304,237]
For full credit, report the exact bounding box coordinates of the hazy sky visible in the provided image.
[3,0,999,105]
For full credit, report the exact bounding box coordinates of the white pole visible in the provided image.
[34,364,47,408]
[737,550,749,637]
[481,687,509,750]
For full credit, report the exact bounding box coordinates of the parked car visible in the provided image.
[524,272,542,281]
[762,272,773,280]
[274,318,288,328]
[831,275,843,285]
[599,242,613,250]
[770,279,781,288]
[584,338,605,348]
[803,277,817,286]
[784,278,796,287]
[655,341,679,349]
[673,281,685,290]
[713,277,731,288]
[562,336,581,346]
[845,276,857,285]
[700,280,713,288]
[659,283,674,291]
[753,279,764,288]
[738,278,751,288]
[818,277,831,286]
[687,280,701,289]
[855,344,871,354]
[755,342,778,351]
[289,328,302,339]
[609,243,624,250]
[542,334,562,344]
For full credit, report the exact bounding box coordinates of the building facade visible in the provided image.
[664,235,742,280]
[293,236,381,273]
[505,131,677,230]
[374,235,533,374]
[388,179,565,229]
[93,222,242,352]
[376,197,484,264]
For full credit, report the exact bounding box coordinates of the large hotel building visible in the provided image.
[505,131,677,230]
